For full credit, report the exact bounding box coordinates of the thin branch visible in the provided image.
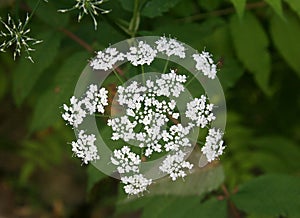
[221,184,241,218]
[59,28,93,53]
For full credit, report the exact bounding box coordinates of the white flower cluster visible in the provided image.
[155,36,186,58]
[110,146,152,195]
[121,174,152,196]
[159,150,193,181]
[62,37,226,196]
[185,95,216,128]
[71,130,99,164]
[201,128,225,162]
[62,84,108,128]
[90,37,217,80]
[90,48,124,71]
[111,146,141,174]
[126,41,157,66]
[62,84,108,164]
[108,70,190,158]
[193,51,217,79]
[106,69,222,194]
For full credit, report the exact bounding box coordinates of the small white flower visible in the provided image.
[121,174,152,195]
[0,14,42,62]
[155,36,186,58]
[201,128,225,162]
[58,0,111,30]
[159,150,193,181]
[62,96,86,128]
[154,70,186,98]
[111,146,141,174]
[193,51,217,79]
[126,41,157,66]
[185,95,216,128]
[83,84,108,114]
[71,130,99,164]
[62,85,108,128]
[90,47,125,71]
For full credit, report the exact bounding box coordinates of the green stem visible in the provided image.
[163,58,170,73]
[113,69,124,84]
[141,65,145,84]
[24,0,43,29]
[185,72,200,88]
[129,0,140,37]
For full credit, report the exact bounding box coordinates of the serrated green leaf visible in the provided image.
[230,0,246,18]
[141,0,182,18]
[29,51,90,132]
[285,0,300,17]
[230,13,272,95]
[264,0,284,18]
[270,12,300,78]
[87,164,108,192]
[13,31,62,106]
[232,175,300,218]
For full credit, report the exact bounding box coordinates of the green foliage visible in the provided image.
[30,51,90,132]
[12,31,62,106]
[87,164,108,192]
[285,0,300,17]
[141,0,182,18]
[270,12,300,78]
[146,164,224,196]
[264,0,284,18]
[230,0,246,18]
[229,12,272,95]
[232,175,300,218]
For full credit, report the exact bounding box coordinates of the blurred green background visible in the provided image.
[0,0,299,217]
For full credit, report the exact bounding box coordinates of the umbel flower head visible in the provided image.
[0,14,42,62]
[62,36,226,196]
[58,0,111,30]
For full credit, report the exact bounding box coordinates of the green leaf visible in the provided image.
[264,0,284,18]
[230,0,246,18]
[270,12,300,78]
[30,51,90,132]
[232,174,300,218]
[146,164,224,196]
[230,12,272,95]
[87,165,108,192]
[142,196,200,218]
[152,18,225,49]
[218,58,244,90]
[13,31,62,105]
[186,198,227,218]
[119,0,135,12]
[28,0,69,27]
[141,0,182,18]
[120,195,226,218]
[285,0,300,17]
